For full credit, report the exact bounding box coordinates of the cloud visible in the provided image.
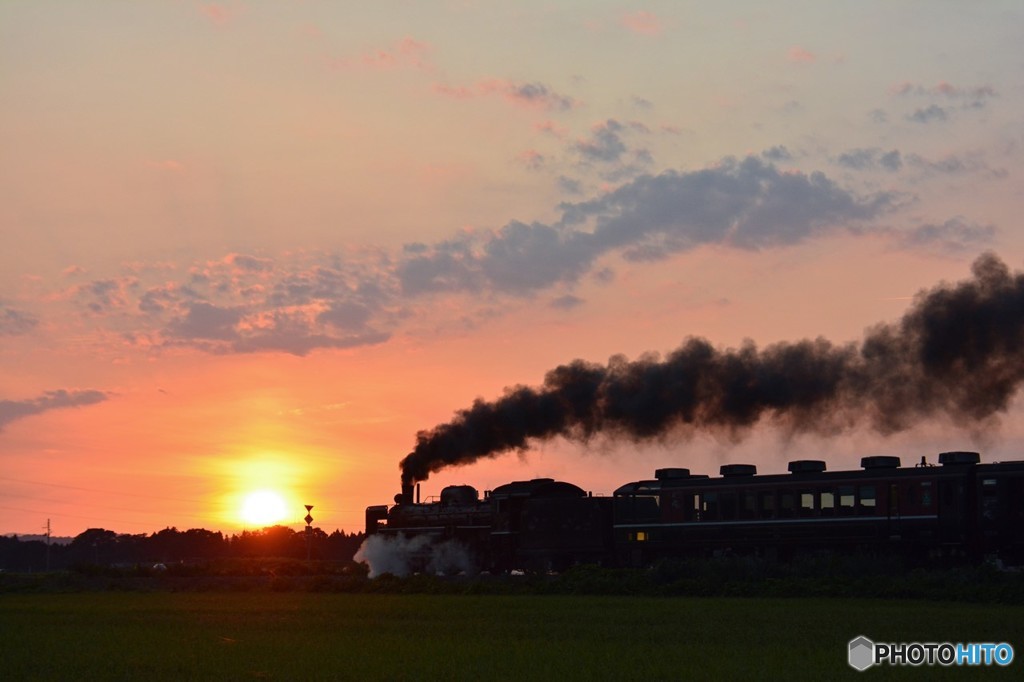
[0,307,39,336]
[891,81,997,101]
[574,119,630,163]
[761,146,793,162]
[73,277,139,314]
[37,156,925,357]
[904,152,1006,178]
[907,104,949,124]
[620,11,663,36]
[787,46,816,63]
[517,149,547,171]
[199,3,244,27]
[0,390,109,430]
[897,218,996,254]
[835,148,902,172]
[333,37,432,71]
[571,119,654,181]
[231,310,390,356]
[399,156,896,294]
[166,302,244,341]
[436,79,578,111]
[892,81,997,123]
[550,294,585,310]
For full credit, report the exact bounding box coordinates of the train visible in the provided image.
[364,451,1024,572]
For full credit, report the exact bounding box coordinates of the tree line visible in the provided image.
[0,526,366,572]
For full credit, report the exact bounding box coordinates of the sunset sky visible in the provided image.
[3,1,1023,537]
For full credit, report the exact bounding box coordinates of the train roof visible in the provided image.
[611,452,1016,495]
[490,478,586,499]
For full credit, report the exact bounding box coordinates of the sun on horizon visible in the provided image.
[239,490,289,527]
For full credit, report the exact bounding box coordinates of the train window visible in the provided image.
[759,491,775,519]
[820,491,835,513]
[742,491,757,519]
[721,492,737,521]
[981,479,998,521]
[701,492,719,521]
[839,486,855,515]
[779,491,796,518]
[615,495,660,523]
[692,493,701,521]
[920,482,933,508]
[859,486,876,515]
[799,492,815,516]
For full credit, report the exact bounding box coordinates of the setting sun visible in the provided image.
[240,490,289,526]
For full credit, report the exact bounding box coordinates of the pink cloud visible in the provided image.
[433,83,476,99]
[517,149,546,170]
[788,46,816,63]
[339,37,432,71]
[534,120,568,137]
[620,11,663,36]
[199,3,238,27]
[437,79,577,111]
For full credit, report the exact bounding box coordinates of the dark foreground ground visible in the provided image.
[1,591,1022,680]
[3,559,1023,679]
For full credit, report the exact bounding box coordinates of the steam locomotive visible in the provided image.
[364,452,1024,572]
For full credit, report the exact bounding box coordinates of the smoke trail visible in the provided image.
[401,253,1024,485]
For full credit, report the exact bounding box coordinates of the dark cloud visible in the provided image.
[231,311,390,356]
[572,120,654,180]
[166,302,243,341]
[399,156,895,295]
[835,148,902,172]
[0,389,109,430]
[558,176,584,195]
[506,82,576,111]
[317,301,374,330]
[76,278,137,314]
[761,146,793,162]
[904,152,1006,178]
[899,218,996,254]
[227,253,274,272]
[550,294,585,310]
[0,307,39,336]
[574,119,629,163]
[893,81,997,104]
[907,104,949,124]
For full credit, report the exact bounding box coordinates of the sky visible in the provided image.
[2,1,1023,537]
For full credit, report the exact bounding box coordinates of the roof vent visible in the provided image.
[720,464,757,477]
[788,460,826,474]
[938,451,980,466]
[861,456,901,469]
[655,468,691,480]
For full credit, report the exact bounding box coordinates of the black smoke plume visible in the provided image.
[401,253,1024,485]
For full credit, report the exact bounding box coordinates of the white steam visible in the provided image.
[355,533,476,578]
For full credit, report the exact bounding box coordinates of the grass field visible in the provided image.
[1,592,1021,680]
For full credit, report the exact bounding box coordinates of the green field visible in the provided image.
[1,592,1021,680]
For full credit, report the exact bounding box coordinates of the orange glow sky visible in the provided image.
[3,2,1024,536]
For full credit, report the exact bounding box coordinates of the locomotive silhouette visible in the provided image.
[366,451,1024,571]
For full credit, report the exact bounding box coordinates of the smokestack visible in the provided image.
[400,253,1024,485]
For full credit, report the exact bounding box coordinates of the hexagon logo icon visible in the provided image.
[849,636,875,671]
